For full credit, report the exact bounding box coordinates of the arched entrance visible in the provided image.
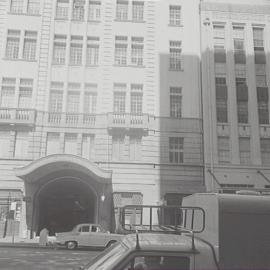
[36,177,97,235]
[14,154,113,237]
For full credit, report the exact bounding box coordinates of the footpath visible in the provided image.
[0,236,57,248]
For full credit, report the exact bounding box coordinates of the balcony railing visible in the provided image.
[46,112,96,127]
[108,113,149,130]
[0,108,36,126]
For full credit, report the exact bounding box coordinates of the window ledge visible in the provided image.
[113,64,145,68]
[71,19,85,23]
[69,64,82,67]
[168,24,183,27]
[114,19,145,23]
[169,68,184,72]
[55,17,68,21]
[3,58,37,62]
[86,64,99,68]
[8,12,40,17]
[88,19,101,23]
[52,63,66,66]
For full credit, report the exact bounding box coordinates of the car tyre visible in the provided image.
[106,240,116,248]
[66,241,77,250]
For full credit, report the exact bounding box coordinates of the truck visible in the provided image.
[77,193,270,270]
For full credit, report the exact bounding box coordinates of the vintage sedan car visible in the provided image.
[55,223,122,249]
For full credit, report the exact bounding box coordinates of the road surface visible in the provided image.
[0,246,99,270]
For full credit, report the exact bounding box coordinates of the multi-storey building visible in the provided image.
[0,0,203,238]
[201,0,270,193]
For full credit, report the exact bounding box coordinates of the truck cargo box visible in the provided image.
[182,193,270,270]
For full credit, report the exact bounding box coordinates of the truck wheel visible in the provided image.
[106,240,116,248]
[66,241,77,250]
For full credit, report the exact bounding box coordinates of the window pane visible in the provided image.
[132,1,144,22]
[46,133,61,155]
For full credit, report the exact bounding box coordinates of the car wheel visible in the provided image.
[66,241,77,250]
[106,240,116,248]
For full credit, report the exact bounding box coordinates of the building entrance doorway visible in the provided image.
[37,178,96,235]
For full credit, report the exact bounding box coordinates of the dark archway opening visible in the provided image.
[37,178,96,236]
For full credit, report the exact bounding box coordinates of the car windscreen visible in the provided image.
[82,243,127,270]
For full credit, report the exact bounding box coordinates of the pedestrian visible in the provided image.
[39,228,48,246]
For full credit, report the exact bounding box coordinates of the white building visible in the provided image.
[0,0,203,238]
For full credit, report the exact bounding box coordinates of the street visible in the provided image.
[0,247,99,270]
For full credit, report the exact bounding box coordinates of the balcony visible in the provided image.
[0,108,36,126]
[107,113,149,130]
[46,112,96,128]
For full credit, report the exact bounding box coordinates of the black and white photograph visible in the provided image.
[0,0,270,269]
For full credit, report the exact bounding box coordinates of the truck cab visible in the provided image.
[81,233,218,270]
[79,193,270,270]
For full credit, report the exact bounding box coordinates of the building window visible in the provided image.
[170,87,182,118]
[70,36,83,65]
[49,83,64,112]
[67,90,80,113]
[233,26,245,63]
[18,79,33,108]
[213,25,225,49]
[131,37,143,66]
[169,5,181,26]
[217,136,230,164]
[46,132,61,155]
[131,84,143,114]
[82,134,95,159]
[233,26,245,50]
[114,92,126,113]
[116,0,128,21]
[56,0,69,19]
[253,27,264,51]
[169,41,182,71]
[22,31,37,61]
[112,135,125,160]
[169,137,184,163]
[255,64,267,87]
[64,133,77,155]
[236,77,248,124]
[10,0,23,13]
[27,0,40,14]
[72,0,85,21]
[53,35,67,64]
[115,36,128,65]
[213,25,226,63]
[132,1,144,22]
[261,138,270,165]
[215,77,228,123]
[129,136,142,161]
[0,132,10,157]
[14,132,29,158]
[83,84,97,114]
[239,137,251,165]
[86,36,99,66]
[257,87,269,124]
[0,78,16,107]
[5,30,20,59]
[88,0,101,21]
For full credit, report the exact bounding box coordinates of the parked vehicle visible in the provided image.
[77,193,270,270]
[55,223,122,249]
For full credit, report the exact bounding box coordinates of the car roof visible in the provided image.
[121,233,201,253]
[75,223,101,227]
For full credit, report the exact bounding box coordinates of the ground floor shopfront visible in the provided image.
[0,154,204,238]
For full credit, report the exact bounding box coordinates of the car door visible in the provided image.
[78,225,91,246]
[89,225,106,247]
